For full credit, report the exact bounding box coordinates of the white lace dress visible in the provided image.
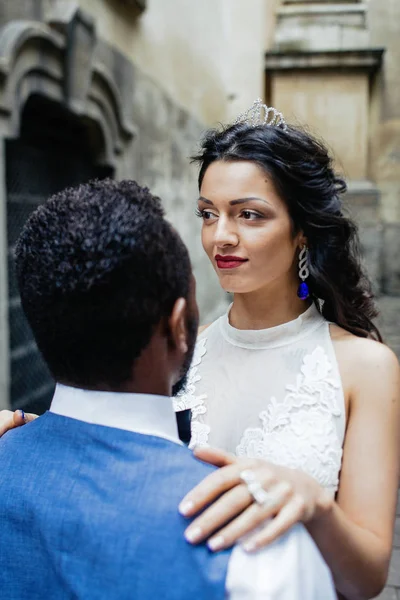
[174,303,345,497]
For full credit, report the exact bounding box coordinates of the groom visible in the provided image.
[0,179,335,599]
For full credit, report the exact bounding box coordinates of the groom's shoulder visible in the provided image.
[153,436,217,478]
[0,412,56,483]
[134,436,218,493]
[0,410,50,445]
[0,411,57,454]
[175,445,217,476]
[0,412,218,493]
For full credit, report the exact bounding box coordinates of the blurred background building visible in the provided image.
[0,1,398,594]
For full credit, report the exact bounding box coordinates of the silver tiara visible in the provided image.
[234,98,287,131]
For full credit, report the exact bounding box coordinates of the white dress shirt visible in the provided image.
[51,384,336,600]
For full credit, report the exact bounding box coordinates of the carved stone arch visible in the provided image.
[0,9,135,166]
[0,21,64,136]
[90,64,134,158]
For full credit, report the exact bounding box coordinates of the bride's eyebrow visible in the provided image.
[230,197,270,206]
[198,196,271,206]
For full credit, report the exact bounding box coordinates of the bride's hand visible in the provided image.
[179,447,333,552]
[0,409,38,436]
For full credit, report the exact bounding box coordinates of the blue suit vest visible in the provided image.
[0,412,232,599]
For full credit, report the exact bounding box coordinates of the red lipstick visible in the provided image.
[215,254,248,269]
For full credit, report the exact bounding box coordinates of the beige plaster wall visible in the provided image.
[272,71,369,180]
[69,0,271,125]
[265,0,280,50]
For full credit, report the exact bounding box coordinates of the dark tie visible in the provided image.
[176,409,192,446]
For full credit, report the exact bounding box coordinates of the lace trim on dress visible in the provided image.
[236,346,343,493]
[173,337,210,448]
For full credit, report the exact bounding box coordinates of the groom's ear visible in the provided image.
[168,298,188,354]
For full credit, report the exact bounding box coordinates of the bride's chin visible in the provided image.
[218,278,256,295]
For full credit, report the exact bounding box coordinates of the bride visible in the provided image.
[173,102,400,600]
[2,101,399,600]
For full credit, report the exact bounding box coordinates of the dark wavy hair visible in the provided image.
[192,123,382,341]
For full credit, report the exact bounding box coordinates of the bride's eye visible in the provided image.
[241,210,262,220]
[195,208,217,220]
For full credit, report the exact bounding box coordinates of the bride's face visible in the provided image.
[198,160,303,294]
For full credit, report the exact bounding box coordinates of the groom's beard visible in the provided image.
[171,371,189,397]
[172,314,198,397]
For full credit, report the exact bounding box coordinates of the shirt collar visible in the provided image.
[50,383,182,445]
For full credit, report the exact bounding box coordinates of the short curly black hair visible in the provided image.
[15,179,192,387]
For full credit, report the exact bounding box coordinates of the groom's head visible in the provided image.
[15,179,198,395]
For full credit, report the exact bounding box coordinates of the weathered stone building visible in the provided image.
[0,1,398,596]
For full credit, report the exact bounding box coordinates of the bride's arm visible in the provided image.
[305,339,400,599]
[180,340,400,600]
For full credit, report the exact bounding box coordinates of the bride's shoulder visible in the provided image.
[330,322,395,356]
[329,323,400,392]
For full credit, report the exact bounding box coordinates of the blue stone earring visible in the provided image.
[297,245,310,300]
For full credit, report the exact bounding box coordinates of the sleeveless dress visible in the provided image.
[174,303,345,497]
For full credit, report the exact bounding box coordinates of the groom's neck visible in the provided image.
[59,335,172,398]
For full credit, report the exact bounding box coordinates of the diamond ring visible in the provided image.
[240,469,277,508]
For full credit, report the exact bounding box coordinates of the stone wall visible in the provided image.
[69,0,270,126]
[368,0,400,296]
[272,69,370,180]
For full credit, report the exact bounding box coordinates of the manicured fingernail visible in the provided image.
[243,541,257,552]
[19,410,26,422]
[184,526,202,543]
[179,500,194,516]
[207,536,225,552]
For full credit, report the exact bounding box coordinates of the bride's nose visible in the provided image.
[214,215,239,248]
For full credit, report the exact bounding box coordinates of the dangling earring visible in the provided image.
[297,245,310,300]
